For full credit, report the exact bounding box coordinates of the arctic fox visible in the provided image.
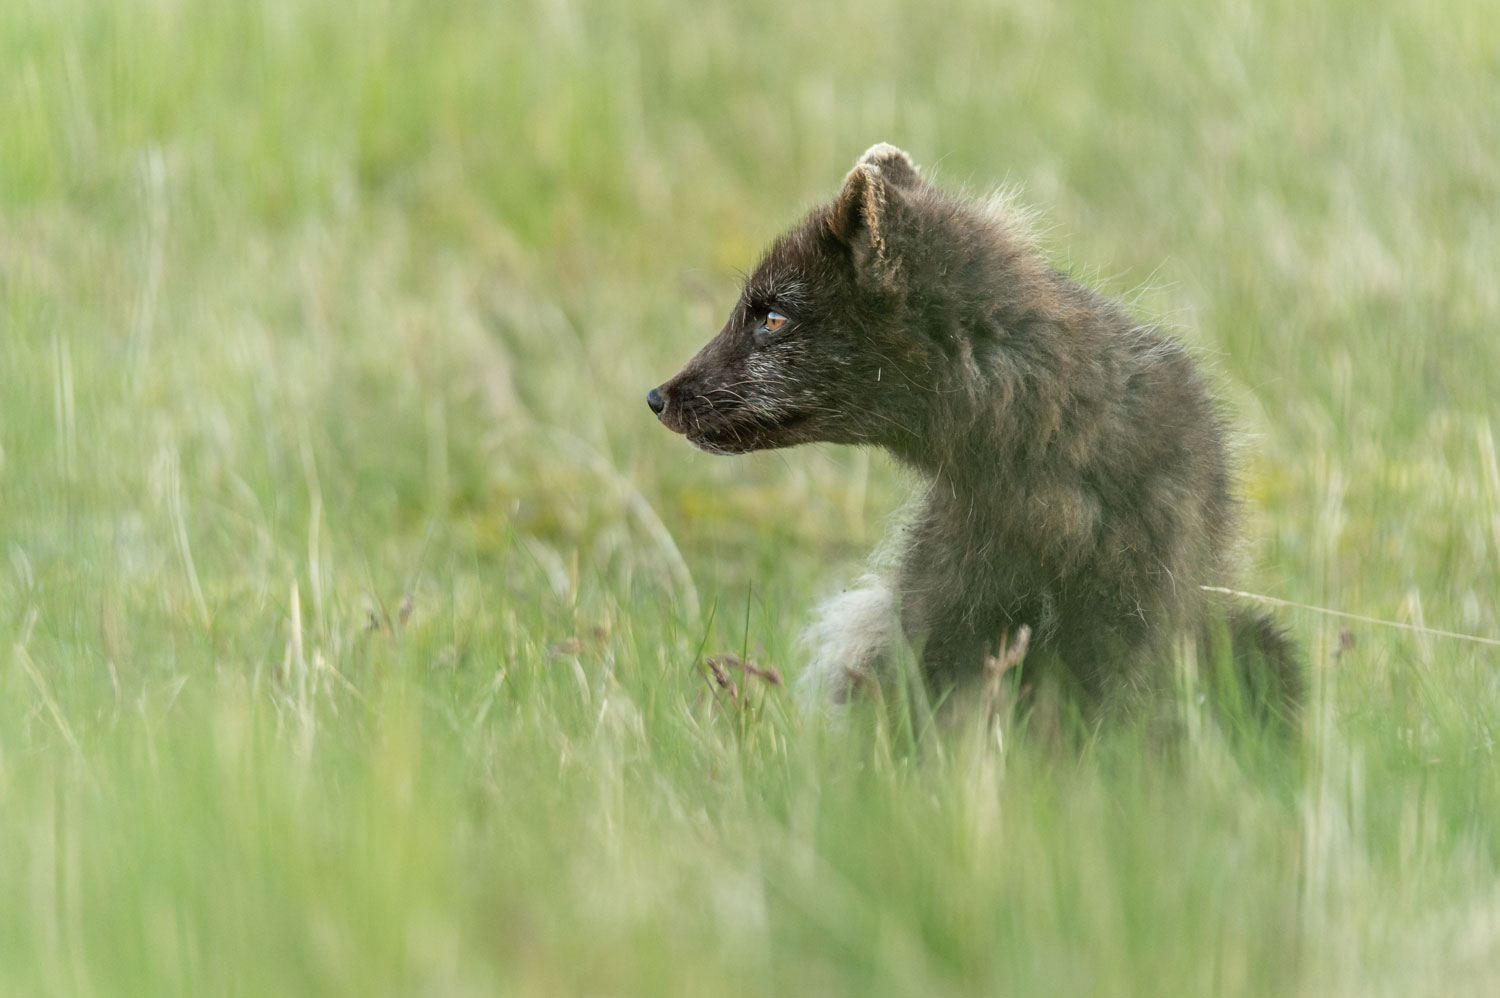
[650,144,1299,719]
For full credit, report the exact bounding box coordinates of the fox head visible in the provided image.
[649,143,941,456]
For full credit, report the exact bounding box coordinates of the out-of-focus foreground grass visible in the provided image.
[2,0,1498,994]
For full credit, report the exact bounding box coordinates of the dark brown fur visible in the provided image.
[651,144,1300,720]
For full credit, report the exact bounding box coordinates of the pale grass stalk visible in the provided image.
[1479,421,1500,577]
[300,429,326,633]
[50,334,75,481]
[15,639,80,755]
[167,449,210,627]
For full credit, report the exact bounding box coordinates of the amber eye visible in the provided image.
[763,311,787,333]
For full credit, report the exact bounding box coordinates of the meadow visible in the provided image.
[3,0,1499,993]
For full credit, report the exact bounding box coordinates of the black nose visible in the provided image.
[646,387,666,416]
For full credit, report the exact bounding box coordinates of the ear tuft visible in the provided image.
[857,143,920,188]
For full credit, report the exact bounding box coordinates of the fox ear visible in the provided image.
[826,163,900,289]
[826,144,919,288]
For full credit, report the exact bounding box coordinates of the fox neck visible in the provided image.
[887,399,1022,510]
[878,311,1088,517]
[876,326,1021,469]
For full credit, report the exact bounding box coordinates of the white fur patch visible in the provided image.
[797,574,901,710]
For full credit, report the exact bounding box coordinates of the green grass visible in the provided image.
[4,0,1500,993]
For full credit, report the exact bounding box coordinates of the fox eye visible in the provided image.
[754,311,790,347]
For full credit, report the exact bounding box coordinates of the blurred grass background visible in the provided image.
[3,0,1499,994]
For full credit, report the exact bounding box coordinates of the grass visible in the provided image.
[3,0,1499,993]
